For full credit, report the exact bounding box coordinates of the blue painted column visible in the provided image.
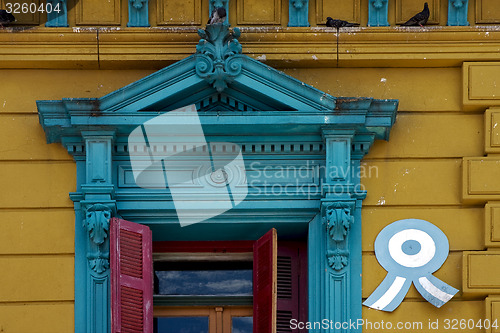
[288,0,310,27]
[308,130,374,332]
[128,0,150,27]
[73,132,116,333]
[447,0,469,26]
[368,0,389,26]
[45,0,68,27]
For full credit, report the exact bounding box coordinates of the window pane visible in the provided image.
[155,316,209,333]
[155,269,253,296]
[232,316,253,333]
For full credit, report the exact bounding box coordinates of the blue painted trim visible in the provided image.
[45,0,68,27]
[288,0,310,27]
[127,0,150,27]
[37,25,398,333]
[447,0,469,26]
[368,0,389,27]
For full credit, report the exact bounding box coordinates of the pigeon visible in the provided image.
[0,9,15,28]
[326,17,360,29]
[208,6,226,25]
[401,2,430,27]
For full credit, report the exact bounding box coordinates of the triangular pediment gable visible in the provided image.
[37,24,397,144]
[96,52,335,113]
[40,25,337,116]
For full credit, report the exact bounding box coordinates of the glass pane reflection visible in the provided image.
[155,316,209,333]
[232,316,253,333]
[155,269,253,296]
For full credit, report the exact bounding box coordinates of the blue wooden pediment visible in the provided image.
[38,24,397,144]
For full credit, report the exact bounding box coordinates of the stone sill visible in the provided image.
[1,26,500,69]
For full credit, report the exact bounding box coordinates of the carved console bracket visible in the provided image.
[325,203,354,271]
[288,0,310,27]
[195,24,243,92]
[128,0,150,27]
[84,203,113,274]
[447,0,469,26]
[368,0,389,27]
[45,0,68,27]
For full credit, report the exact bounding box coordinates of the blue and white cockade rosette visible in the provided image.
[363,219,458,312]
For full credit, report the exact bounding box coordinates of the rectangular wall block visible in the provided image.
[463,252,500,295]
[476,0,500,23]
[486,108,500,153]
[157,0,201,25]
[396,0,439,25]
[315,0,359,25]
[76,0,121,25]
[463,157,500,203]
[486,296,500,333]
[463,63,500,109]
[237,0,281,25]
[0,0,41,25]
[486,202,500,247]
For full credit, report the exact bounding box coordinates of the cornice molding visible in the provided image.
[2,26,500,68]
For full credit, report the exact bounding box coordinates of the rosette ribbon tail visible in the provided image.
[413,274,458,308]
[364,272,458,312]
[363,273,412,312]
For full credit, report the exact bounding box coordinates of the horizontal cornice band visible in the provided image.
[1,26,500,68]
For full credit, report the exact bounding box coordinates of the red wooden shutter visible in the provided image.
[253,228,277,333]
[110,218,153,333]
[276,241,308,333]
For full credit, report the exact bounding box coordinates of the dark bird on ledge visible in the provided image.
[0,9,15,28]
[326,17,360,29]
[208,6,226,25]
[401,2,430,27]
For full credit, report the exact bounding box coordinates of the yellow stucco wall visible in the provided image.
[0,65,488,331]
[0,70,154,332]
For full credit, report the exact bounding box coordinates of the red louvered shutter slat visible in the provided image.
[110,218,153,333]
[253,228,277,333]
[276,241,308,333]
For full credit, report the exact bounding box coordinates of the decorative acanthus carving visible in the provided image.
[130,0,147,9]
[370,0,387,9]
[451,0,465,8]
[291,0,307,9]
[327,249,349,271]
[326,207,353,242]
[195,24,243,93]
[84,204,112,273]
[85,204,111,245]
[87,252,110,274]
[324,204,354,271]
